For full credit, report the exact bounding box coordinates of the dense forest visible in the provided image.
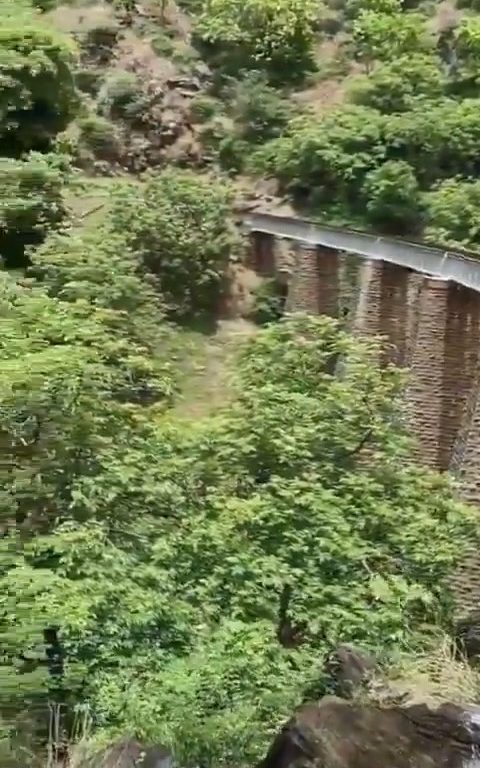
[1,0,480,765]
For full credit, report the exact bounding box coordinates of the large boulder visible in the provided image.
[257,697,480,768]
[72,739,174,768]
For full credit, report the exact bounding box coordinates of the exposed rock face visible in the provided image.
[324,644,378,698]
[258,697,480,768]
[456,610,480,663]
[75,739,174,768]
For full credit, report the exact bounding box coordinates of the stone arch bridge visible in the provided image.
[244,211,480,615]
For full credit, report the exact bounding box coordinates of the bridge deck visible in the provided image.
[243,212,480,294]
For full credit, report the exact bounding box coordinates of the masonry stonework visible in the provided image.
[285,245,339,316]
[250,232,275,276]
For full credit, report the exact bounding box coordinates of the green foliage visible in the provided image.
[93,620,315,767]
[197,0,318,80]
[77,115,120,161]
[251,105,386,204]
[248,278,286,325]
[348,54,444,112]
[0,12,78,155]
[254,93,480,239]
[7,313,476,767]
[424,177,480,250]
[345,0,402,18]
[97,71,143,121]
[228,73,293,143]
[0,153,67,268]
[362,160,422,232]
[384,98,480,185]
[189,94,222,123]
[455,17,480,87]
[108,170,240,319]
[352,10,433,68]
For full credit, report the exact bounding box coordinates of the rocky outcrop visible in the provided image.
[456,610,480,663]
[258,697,480,768]
[324,644,378,698]
[73,739,174,768]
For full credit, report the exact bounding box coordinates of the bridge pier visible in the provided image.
[285,244,339,317]
[250,232,275,276]
[354,260,410,365]
[407,279,480,471]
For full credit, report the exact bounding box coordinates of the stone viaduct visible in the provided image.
[244,211,480,616]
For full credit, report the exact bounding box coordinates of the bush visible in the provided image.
[75,67,104,96]
[108,170,240,319]
[0,153,67,268]
[251,105,387,204]
[0,17,78,155]
[197,0,318,81]
[218,135,250,172]
[77,115,120,160]
[97,71,143,120]
[424,177,480,251]
[362,160,422,233]
[190,94,222,123]
[351,10,434,69]
[348,54,444,112]
[228,73,293,143]
[82,22,119,63]
[248,278,286,325]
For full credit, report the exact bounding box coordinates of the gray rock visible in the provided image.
[257,697,480,768]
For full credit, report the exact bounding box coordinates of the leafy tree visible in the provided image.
[454,17,480,88]
[7,315,476,768]
[348,54,445,113]
[0,10,78,155]
[29,227,167,350]
[352,11,433,70]
[0,153,68,268]
[108,170,240,319]
[362,160,422,232]
[251,105,387,203]
[345,0,402,18]
[384,98,480,185]
[196,0,318,80]
[424,177,480,251]
[228,73,293,143]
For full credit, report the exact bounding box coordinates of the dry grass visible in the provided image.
[367,638,480,708]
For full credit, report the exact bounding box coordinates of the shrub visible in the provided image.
[251,105,387,204]
[424,177,480,251]
[190,94,222,123]
[348,54,445,112]
[82,21,119,62]
[0,17,78,155]
[362,160,422,233]
[108,170,240,319]
[248,278,286,325]
[77,115,120,160]
[351,10,434,69]
[218,135,250,172]
[228,73,293,143]
[0,153,67,268]
[97,70,143,120]
[75,67,104,96]
[197,0,318,81]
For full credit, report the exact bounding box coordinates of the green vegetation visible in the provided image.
[0,4,77,156]
[108,170,240,319]
[197,0,318,80]
[2,0,480,765]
